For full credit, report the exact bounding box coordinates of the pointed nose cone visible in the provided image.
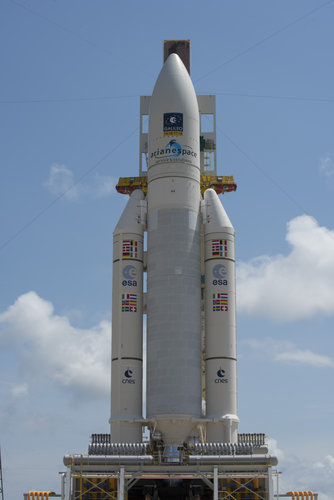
[148,53,200,172]
[150,53,198,115]
[114,189,144,232]
[204,188,234,235]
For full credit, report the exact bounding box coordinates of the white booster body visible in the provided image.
[146,54,202,444]
[110,189,144,443]
[203,188,239,443]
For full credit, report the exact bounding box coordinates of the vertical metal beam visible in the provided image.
[60,473,65,500]
[118,467,125,500]
[275,471,279,499]
[163,40,190,74]
[267,467,273,500]
[213,467,218,500]
[64,467,71,500]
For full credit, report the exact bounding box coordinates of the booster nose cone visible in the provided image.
[204,188,234,235]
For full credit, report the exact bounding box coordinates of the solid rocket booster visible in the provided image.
[110,190,145,442]
[203,188,239,443]
[146,54,202,444]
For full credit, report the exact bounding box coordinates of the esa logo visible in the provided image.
[122,265,137,287]
[122,369,135,384]
[215,368,228,384]
[212,264,228,286]
[213,279,228,286]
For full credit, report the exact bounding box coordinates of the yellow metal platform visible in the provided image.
[116,175,237,196]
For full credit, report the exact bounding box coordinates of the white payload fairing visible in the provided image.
[110,52,238,449]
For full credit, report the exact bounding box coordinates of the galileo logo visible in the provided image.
[122,369,135,384]
[215,367,228,384]
[150,140,197,161]
[122,265,137,287]
[164,112,183,136]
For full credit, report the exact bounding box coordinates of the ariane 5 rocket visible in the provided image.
[110,52,238,450]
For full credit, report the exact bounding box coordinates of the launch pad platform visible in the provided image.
[61,441,278,500]
[57,434,282,500]
[62,463,276,500]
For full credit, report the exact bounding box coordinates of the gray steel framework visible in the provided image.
[61,458,278,500]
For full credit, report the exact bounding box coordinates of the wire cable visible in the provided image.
[195,0,334,83]
[7,0,119,59]
[214,92,334,104]
[216,123,310,216]
[1,91,334,105]
[7,0,148,76]
[0,128,138,253]
[0,95,139,104]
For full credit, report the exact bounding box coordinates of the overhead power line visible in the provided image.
[1,92,334,105]
[0,95,139,104]
[7,0,148,76]
[217,123,309,216]
[0,128,138,253]
[214,92,334,104]
[195,0,334,83]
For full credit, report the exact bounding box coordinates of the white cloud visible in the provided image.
[91,173,116,198]
[243,337,334,368]
[44,163,116,200]
[276,349,334,367]
[237,215,334,321]
[0,380,29,400]
[274,450,334,499]
[11,382,29,399]
[268,438,285,461]
[0,292,110,399]
[319,154,334,178]
[265,437,334,498]
[44,164,81,200]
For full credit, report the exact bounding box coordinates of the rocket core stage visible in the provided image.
[110,52,238,449]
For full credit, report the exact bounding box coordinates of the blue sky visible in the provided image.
[1,0,334,498]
